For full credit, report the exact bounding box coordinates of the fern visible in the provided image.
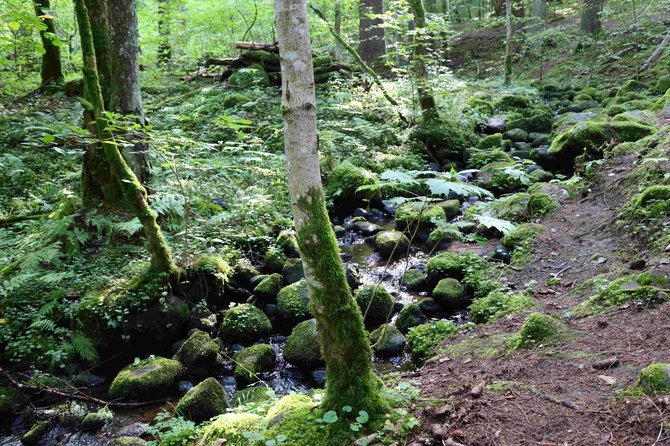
[476,215,516,235]
[424,178,494,199]
[29,318,57,331]
[70,333,99,362]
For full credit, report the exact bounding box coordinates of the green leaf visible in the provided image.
[276,435,287,443]
[380,170,419,185]
[476,215,516,235]
[349,423,361,432]
[8,21,20,31]
[42,134,55,144]
[356,411,369,424]
[424,178,493,199]
[341,405,353,413]
[322,411,338,424]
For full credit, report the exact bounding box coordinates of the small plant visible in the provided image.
[146,411,197,446]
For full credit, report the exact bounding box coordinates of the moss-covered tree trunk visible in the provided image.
[274,0,388,420]
[84,0,112,107]
[34,0,64,86]
[359,0,385,68]
[75,0,174,274]
[581,0,602,35]
[157,0,171,66]
[409,0,438,121]
[334,0,342,63]
[107,0,149,184]
[504,0,513,85]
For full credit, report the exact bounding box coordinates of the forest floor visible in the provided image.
[410,151,670,445]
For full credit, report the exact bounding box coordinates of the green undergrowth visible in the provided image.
[574,272,669,315]
[439,332,511,360]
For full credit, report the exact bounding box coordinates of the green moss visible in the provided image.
[494,94,532,111]
[266,393,315,419]
[228,64,270,88]
[469,292,535,324]
[528,111,553,133]
[425,252,500,298]
[283,319,324,370]
[81,408,113,432]
[234,344,276,384]
[411,118,475,164]
[199,413,265,446]
[173,330,221,373]
[654,76,670,94]
[432,278,466,310]
[406,321,457,362]
[477,133,503,150]
[276,279,312,324]
[467,148,512,169]
[374,230,410,259]
[277,229,300,257]
[467,97,494,114]
[576,272,669,314]
[222,92,250,108]
[401,269,426,291]
[355,285,395,329]
[193,255,231,277]
[253,273,284,301]
[395,203,445,233]
[573,93,593,102]
[617,79,648,96]
[604,104,627,116]
[220,304,273,344]
[324,161,377,209]
[265,406,325,446]
[502,223,544,265]
[282,258,305,284]
[509,313,563,350]
[21,421,50,446]
[108,357,185,400]
[0,386,19,416]
[265,246,287,273]
[630,364,670,396]
[230,386,276,407]
[428,225,464,246]
[627,185,670,219]
[527,192,558,217]
[109,437,146,446]
[394,303,426,334]
[441,332,511,359]
[175,377,228,423]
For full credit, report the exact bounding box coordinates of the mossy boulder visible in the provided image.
[428,225,464,247]
[230,385,276,407]
[81,407,113,432]
[395,203,446,233]
[502,223,545,265]
[283,319,324,370]
[276,279,312,326]
[495,94,532,111]
[264,406,323,446]
[108,357,185,400]
[282,258,305,284]
[504,128,528,142]
[185,255,231,304]
[222,92,250,109]
[264,246,286,273]
[232,259,260,285]
[477,133,503,150]
[616,79,648,96]
[175,377,228,423]
[355,285,395,329]
[412,118,474,165]
[220,304,273,344]
[632,364,670,396]
[406,321,458,362]
[425,251,486,284]
[395,303,427,334]
[528,111,553,133]
[369,324,406,356]
[626,185,670,219]
[253,273,283,301]
[654,76,670,94]
[266,393,315,419]
[277,229,300,257]
[432,278,467,311]
[199,413,264,446]
[234,344,276,385]
[324,161,377,215]
[109,437,147,446]
[374,230,410,259]
[227,65,270,88]
[401,269,426,291]
[173,330,222,377]
[467,148,513,170]
[509,312,563,350]
[469,292,535,324]
[436,199,462,219]
[21,421,50,446]
[578,272,669,314]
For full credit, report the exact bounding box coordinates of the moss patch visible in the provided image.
[283,319,324,370]
[575,272,669,314]
[199,413,265,446]
[234,344,276,384]
[509,313,564,350]
[276,279,312,325]
[355,285,395,329]
[175,377,228,423]
[220,304,273,344]
[469,292,535,324]
[630,363,670,396]
[108,356,185,400]
[406,321,458,362]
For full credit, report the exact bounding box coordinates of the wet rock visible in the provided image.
[220,304,273,344]
[492,245,512,264]
[374,230,410,259]
[418,297,442,316]
[432,278,467,311]
[277,279,312,327]
[402,269,427,291]
[283,319,324,370]
[513,141,533,152]
[382,200,397,215]
[263,303,278,318]
[355,285,395,329]
[80,408,113,432]
[109,437,147,446]
[109,357,185,400]
[436,199,462,219]
[249,274,268,288]
[264,248,286,273]
[504,128,528,142]
[530,133,550,147]
[352,220,384,236]
[370,324,406,356]
[310,368,327,388]
[173,330,223,377]
[282,258,305,284]
[484,115,506,134]
[333,225,346,237]
[395,303,427,334]
[253,273,283,301]
[187,306,218,333]
[353,208,371,218]
[234,344,276,385]
[178,381,193,393]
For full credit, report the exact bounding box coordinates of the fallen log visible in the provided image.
[235,41,278,52]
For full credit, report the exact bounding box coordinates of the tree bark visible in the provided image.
[334,0,343,63]
[157,0,171,66]
[529,0,547,31]
[504,0,512,85]
[493,0,505,16]
[581,0,602,35]
[107,0,149,184]
[359,0,385,67]
[409,0,438,120]
[34,0,64,85]
[84,0,112,107]
[75,0,173,274]
[274,0,388,423]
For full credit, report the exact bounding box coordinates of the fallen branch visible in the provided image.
[235,41,278,52]
[640,32,670,73]
[0,213,49,226]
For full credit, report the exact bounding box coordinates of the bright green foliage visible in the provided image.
[264,406,325,446]
[578,272,669,314]
[283,319,324,370]
[227,65,270,88]
[220,304,273,344]
[425,252,499,298]
[108,356,185,400]
[432,278,466,310]
[355,285,395,329]
[494,94,533,111]
[199,413,265,446]
[276,279,312,324]
[406,321,458,362]
[324,161,377,209]
[468,148,512,169]
[395,303,426,334]
[234,344,276,384]
[630,364,670,396]
[469,292,535,324]
[502,223,544,265]
[509,313,563,350]
[527,192,558,217]
[266,393,315,419]
[175,377,228,423]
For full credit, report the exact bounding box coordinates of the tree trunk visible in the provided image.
[34,0,64,85]
[359,0,385,67]
[107,0,149,184]
[504,0,512,85]
[84,0,112,107]
[74,0,174,274]
[581,0,602,35]
[530,0,547,31]
[157,0,171,66]
[334,0,342,63]
[274,0,388,424]
[409,0,438,120]
[493,0,505,16]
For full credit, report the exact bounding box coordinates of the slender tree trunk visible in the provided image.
[529,0,547,31]
[409,0,438,120]
[274,0,388,422]
[84,0,112,107]
[359,0,385,68]
[580,0,602,35]
[157,0,171,66]
[493,0,505,16]
[74,0,173,274]
[334,0,342,63]
[504,0,512,85]
[107,0,149,184]
[34,0,64,85]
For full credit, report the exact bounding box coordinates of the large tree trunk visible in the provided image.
[409,0,438,121]
[74,0,174,274]
[84,0,112,107]
[157,0,171,66]
[274,0,388,424]
[504,0,512,85]
[34,0,64,85]
[107,0,149,184]
[359,0,385,67]
[529,0,547,31]
[581,0,602,35]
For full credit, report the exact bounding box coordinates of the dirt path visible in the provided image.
[409,156,670,445]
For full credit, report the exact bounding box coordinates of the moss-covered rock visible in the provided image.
[401,269,426,291]
[282,258,305,284]
[504,128,528,142]
[175,377,228,423]
[477,133,503,150]
[412,117,475,165]
[626,185,670,220]
[227,65,270,88]
[232,259,260,285]
[395,303,426,334]
[109,357,185,400]
[426,252,485,283]
[324,161,377,215]
[467,148,513,170]
[253,273,283,301]
[654,76,670,94]
[264,246,286,273]
[509,312,563,350]
[230,385,276,407]
[264,406,324,446]
[428,225,464,247]
[395,203,446,233]
[266,393,315,419]
[577,272,669,314]
[374,230,410,259]
[109,437,147,446]
[432,278,466,310]
[186,255,231,304]
[469,292,535,324]
[220,304,273,344]
[222,92,250,109]
[277,229,300,258]
[616,79,647,96]
[406,321,458,362]
[527,192,559,217]
[502,223,544,265]
[369,324,406,356]
[81,407,113,432]
[234,344,276,385]
[199,413,265,446]
[173,330,222,377]
[355,285,395,329]
[495,94,532,111]
[631,364,670,396]
[276,279,312,326]
[21,421,50,446]
[283,319,324,370]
